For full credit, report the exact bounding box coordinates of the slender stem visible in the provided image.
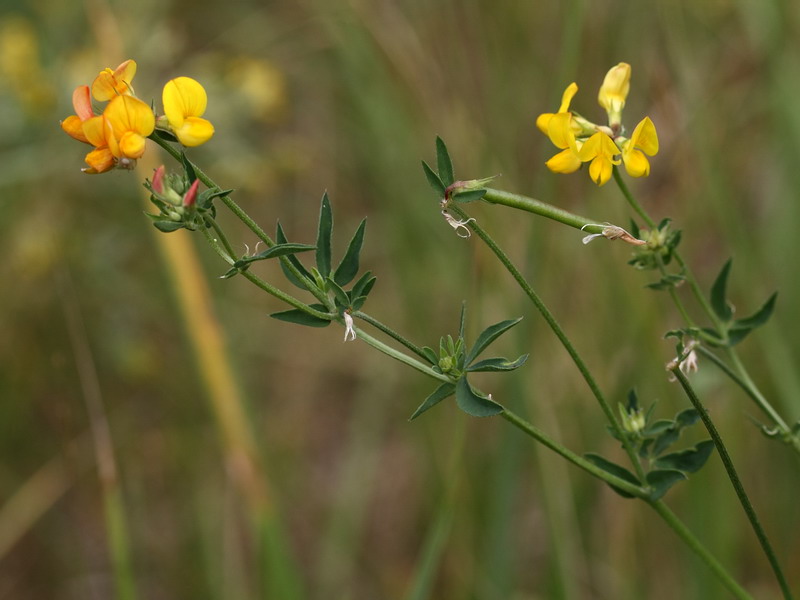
[501,409,646,498]
[149,133,330,308]
[351,328,451,384]
[612,170,798,447]
[205,215,237,260]
[670,366,793,599]
[481,188,603,233]
[450,205,646,482]
[199,226,332,321]
[352,311,430,363]
[647,500,754,600]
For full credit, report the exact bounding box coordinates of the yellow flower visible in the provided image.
[162,77,214,147]
[104,94,155,160]
[544,112,582,174]
[91,59,136,101]
[578,132,621,186]
[598,62,630,126]
[621,117,659,177]
[536,82,578,134]
[80,115,117,173]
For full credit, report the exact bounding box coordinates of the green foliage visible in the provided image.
[436,136,455,188]
[316,192,333,278]
[270,305,332,328]
[628,219,682,272]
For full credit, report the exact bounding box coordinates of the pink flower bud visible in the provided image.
[183,179,200,207]
[152,165,165,194]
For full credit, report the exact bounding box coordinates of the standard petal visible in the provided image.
[558,82,578,113]
[547,112,577,150]
[163,77,208,129]
[105,95,155,138]
[631,117,659,156]
[72,86,93,121]
[175,117,215,147]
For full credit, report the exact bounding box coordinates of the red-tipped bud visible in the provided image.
[183,179,200,207]
[152,165,166,194]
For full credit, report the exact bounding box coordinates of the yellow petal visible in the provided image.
[547,112,577,151]
[61,115,89,143]
[84,147,115,173]
[82,115,108,147]
[630,117,659,155]
[545,148,582,174]
[623,147,650,177]
[536,112,554,135]
[104,95,155,138]
[163,77,208,130]
[578,132,620,163]
[118,131,147,159]
[588,156,613,186]
[174,117,215,147]
[598,63,631,113]
[558,82,578,113]
[92,60,137,101]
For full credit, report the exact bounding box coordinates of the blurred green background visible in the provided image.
[2,0,800,598]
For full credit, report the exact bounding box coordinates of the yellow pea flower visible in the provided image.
[578,132,621,186]
[92,59,136,101]
[80,115,117,173]
[103,94,155,160]
[621,117,659,177]
[536,82,578,135]
[598,62,630,126]
[162,77,214,147]
[544,112,582,174]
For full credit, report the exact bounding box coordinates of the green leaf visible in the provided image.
[153,128,178,143]
[452,189,487,203]
[333,218,367,287]
[351,271,376,300]
[421,160,446,197]
[219,266,240,279]
[350,296,368,311]
[153,220,185,233]
[276,221,315,290]
[675,408,700,429]
[646,469,687,501]
[454,377,503,417]
[316,192,333,278]
[710,259,733,322]
[646,273,686,291]
[409,383,456,421]
[197,188,233,210]
[642,419,674,437]
[180,151,197,183]
[270,305,331,328]
[421,346,439,365]
[436,136,455,187]
[629,219,641,239]
[654,440,715,474]
[583,453,641,499]
[466,354,529,372]
[458,302,466,340]
[327,277,350,308]
[237,243,316,267]
[652,427,680,457]
[465,317,523,366]
[727,292,777,346]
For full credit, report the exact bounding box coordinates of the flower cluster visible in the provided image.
[536,63,659,186]
[61,59,214,174]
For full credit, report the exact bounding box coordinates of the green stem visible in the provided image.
[501,409,646,498]
[670,366,793,600]
[353,328,451,384]
[199,226,332,321]
[647,500,754,600]
[482,188,603,233]
[352,311,430,363]
[612,169,798,447]
[450,205,646,483]
[204,215,237,260]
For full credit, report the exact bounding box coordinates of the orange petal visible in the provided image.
[83,147,115,173]
[72,85,93,121]
[61,115,90,143]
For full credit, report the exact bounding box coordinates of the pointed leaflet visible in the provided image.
[583,453,640,499]
[464,317,523,366]
[236,243,316,268]
[316,192,333,278]
[422,160,446,197]
[452,189,487,203]
[466,354,529,372]
[727,292,777,345]
[276,221,315,290]
[270,304,331,328]
[436,137,455,187]
[710,259,733,322]
[654,440,715,474]
[327,276,350,308]
[333,218,367,287]
[180,151,197,183]
[455,377,503,417]
[350,271,376,300]
[409,382,456,421]
[421,346,439,366]
[646,469,687,501]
